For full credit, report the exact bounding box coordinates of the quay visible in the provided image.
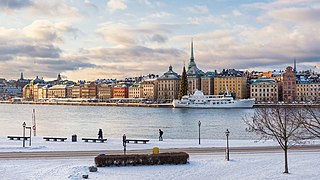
[0,101,173,108]
[1,101,320,108]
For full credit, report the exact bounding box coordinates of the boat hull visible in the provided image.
[172,99,255,109]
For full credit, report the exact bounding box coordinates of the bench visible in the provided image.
[43,137,67,142]
[7,136,30,140]
[82,138,107,143]
[125,139,150,144]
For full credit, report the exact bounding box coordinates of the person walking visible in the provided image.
[159,129,163,141]
[98,129,103,139]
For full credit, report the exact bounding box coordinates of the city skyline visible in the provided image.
[0,0,320,81]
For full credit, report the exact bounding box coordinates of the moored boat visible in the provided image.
[173,90,254,108]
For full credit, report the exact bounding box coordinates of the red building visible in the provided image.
[282,66,296,102]
[113,86,129,98]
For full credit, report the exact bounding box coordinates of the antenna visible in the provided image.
[32,109,36,136]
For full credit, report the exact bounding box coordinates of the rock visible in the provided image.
[89,166,98,172]
[82,174,89,179]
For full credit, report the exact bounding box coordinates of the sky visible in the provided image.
[0,0,319,81]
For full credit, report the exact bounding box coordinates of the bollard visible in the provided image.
[153,147,159,154]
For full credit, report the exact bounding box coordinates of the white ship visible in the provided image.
[172,90,254,108]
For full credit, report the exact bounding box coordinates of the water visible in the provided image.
[0,104,258,140]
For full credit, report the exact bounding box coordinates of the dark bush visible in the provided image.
[95,152,189,167]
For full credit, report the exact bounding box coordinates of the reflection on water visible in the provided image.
[0,104,257,139]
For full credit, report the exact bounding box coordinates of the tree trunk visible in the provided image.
[284,147,289,173]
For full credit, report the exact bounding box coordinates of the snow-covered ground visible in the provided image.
[1,152,320,180]
[1,137,320,180]
[2,136,319,152]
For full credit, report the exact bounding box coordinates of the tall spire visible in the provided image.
[293,57,297,73]
[20,72,24,80]
[190,39,194,62]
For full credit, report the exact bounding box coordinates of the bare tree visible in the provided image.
[302,107,320,138]
[244,107,307,174]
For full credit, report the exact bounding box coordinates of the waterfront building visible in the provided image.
[97,83,113,100]
[71,85,82,98]
[187,41,204,94]
[33,83,46,101]
[129,83,143,98]
[66,85,73,98]
[157,65,180,101]
[38,85,50,100]
[48,85,67,98]
[250,77,278,102]
[113,85,129,98]
[201,72,215,95]
[282,66,296,102]
[141,79,158,101]
[88,82,97,98]
[22,76,45,100]
[214,69,247,99]
[296,72,320,102]
[296,82,320,102]
[81,82,97,99]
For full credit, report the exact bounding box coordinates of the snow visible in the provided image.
[1,152,320,180]
[1,137,320,179]
[2,136,317,152]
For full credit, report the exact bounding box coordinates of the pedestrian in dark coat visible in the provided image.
[98,129,103,139]
[159,129,163,141]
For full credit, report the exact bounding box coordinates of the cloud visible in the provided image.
[0,0,84,19]
[244,0,313,10]
[259,7,320,23]
[185,5,209,14]
[107,0,127,13]
[0,0,33,10]
[187,14,223,25]
[96,22,170,46]
[23,20,79,42]
[148,12,172,18]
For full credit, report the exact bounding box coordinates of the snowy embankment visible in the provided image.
[2,136,320,152]
[1,137,320,180]
[1,152,320,180]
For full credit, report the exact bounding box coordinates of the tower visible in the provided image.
[20,72,24,80]
[188,39,196,69]
[293,58,297,73]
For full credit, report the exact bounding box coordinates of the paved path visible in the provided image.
[1,145,320,159]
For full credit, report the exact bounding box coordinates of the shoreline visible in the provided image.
[1,101,320,108]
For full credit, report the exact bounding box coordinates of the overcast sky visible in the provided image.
[0,0,319,81]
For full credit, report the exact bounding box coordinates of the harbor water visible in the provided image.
[0,104,258,140]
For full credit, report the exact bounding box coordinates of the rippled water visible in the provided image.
[0,104,257,140]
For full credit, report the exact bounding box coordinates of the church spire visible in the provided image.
[20,72,24,80]
[190,39,194,62]
[293,57,297,73]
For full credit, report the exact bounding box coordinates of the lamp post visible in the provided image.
[198,121,201,145]
[26,126,32,146]
[225,129,230,161]
[22,122,26,148]
[122,134,126,155]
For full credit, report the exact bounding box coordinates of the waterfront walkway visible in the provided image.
[1,145,320,159]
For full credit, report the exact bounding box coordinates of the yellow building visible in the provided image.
[214,76,247,99]
[48,85,67,98]
[297,83,320,102]
[97,83,112,100]
[128,83,143,98]
[141,79,158,101]
[250,77,278,102]
[157,65,180,101]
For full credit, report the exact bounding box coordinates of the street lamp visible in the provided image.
[122,134,127,155]
[22,122,26,148]
[225,129,230,161]
[198,121,201,145]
